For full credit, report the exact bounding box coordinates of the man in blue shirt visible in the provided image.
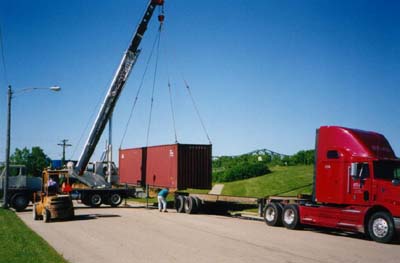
[157,188,169,212]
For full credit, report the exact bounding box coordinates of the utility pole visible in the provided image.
[58,139,72,165]
[2,85,12,208]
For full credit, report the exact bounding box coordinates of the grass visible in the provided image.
[0,209,67,263]
[222,165,314,198]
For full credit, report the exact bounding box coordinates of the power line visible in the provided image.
[57,139,72,165]
[0,22,9,84]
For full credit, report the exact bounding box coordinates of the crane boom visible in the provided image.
[75,0,164,175]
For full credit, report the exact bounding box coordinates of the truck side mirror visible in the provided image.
[392,179,400,186]
[350,163,358,179]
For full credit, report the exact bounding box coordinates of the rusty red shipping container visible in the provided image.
[119,144,212,190]
[119,147,146,185]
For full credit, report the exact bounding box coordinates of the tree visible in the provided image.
[10,147,50,177]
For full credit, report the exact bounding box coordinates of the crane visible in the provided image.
[72,0,164,180]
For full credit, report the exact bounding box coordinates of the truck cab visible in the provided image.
[265,126,400,243]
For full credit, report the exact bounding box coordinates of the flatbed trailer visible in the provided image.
[173,192,308,215]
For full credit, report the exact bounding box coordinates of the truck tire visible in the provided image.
[175,195,185,213]
[184,196,198,214]
[109,193,123,207]
[43,208,51,223]
[11,194,29,212]
[32,204,39,220]
[282,204,301,229]
[90,194,102,208]
[264,202,283,226]
[368,212,395,243]
[193,197,202,211]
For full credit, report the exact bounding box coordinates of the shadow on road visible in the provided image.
[301,226,400,245]
[72,214,121,221]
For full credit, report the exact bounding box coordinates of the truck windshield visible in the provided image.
[373,160,400,180]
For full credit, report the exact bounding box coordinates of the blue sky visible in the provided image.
[0,0,399,162]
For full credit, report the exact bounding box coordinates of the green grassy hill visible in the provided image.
[221,165,314,197]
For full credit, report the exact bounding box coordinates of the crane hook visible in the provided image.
[158,4,165,24]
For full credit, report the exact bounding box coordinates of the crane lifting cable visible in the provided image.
[183,78,212,144]
[162,15,179,144]
[145,20,163,146]
[168,79,178,143]
[119,24,163,149]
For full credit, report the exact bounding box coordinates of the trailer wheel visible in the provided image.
[264,202,283,226]
[282,204,301,229]
[368,212,395,243]
[11,194,29,212]
[109,193,123,207]
[32,204,39,220]
[175,195,185,213]
[193,197,202,211]
[90,194,102,208]
[43,208,51,223]
[184,196,198,214]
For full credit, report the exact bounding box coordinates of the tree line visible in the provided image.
[2,147,50,177]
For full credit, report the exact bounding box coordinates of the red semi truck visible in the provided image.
[172,126,400,243]
[261,126,400,243]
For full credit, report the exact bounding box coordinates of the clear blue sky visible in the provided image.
[0,0,399,162]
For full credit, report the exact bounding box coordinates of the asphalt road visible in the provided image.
[18,203,400,263]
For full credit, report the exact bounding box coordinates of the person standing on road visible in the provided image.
[158,188,169,212]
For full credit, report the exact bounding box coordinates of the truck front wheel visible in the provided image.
[282,204,301,230]
[264,202,283,226]
[368,212,395,243]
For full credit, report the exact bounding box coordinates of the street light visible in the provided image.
[2,84,61,209]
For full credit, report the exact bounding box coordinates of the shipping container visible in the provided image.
[119,147,146,186]
[119,144,212,190]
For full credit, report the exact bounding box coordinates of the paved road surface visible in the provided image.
[18,203,400,263]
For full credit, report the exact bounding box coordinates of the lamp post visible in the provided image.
[2,85,61,209]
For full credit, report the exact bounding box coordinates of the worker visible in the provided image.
[48,176,58,194]
[157,188,169,212]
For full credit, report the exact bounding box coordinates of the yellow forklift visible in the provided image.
[33,169,74,222]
